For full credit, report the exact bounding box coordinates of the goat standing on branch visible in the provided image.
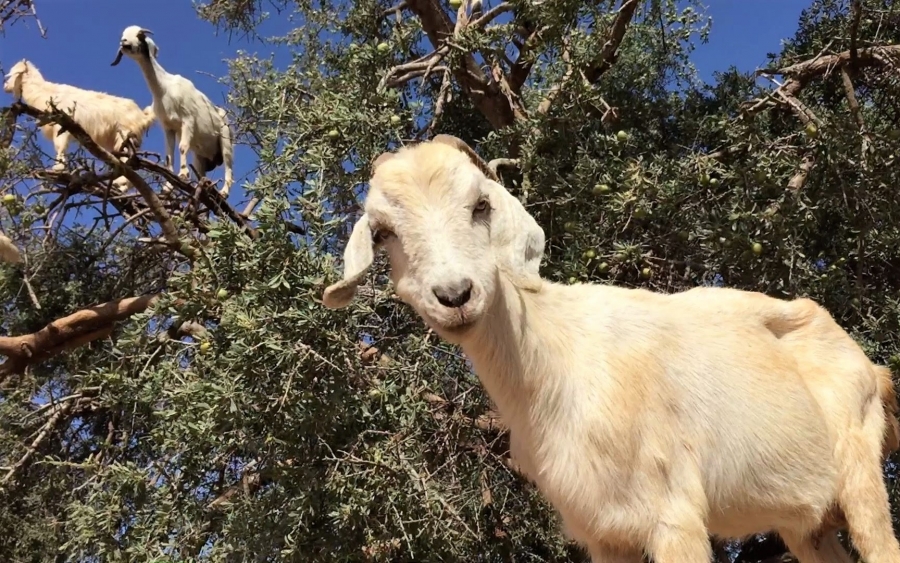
[111,25,235,197]
[3,59,155,191]
[324,135,900,563]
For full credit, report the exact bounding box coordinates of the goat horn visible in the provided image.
[432,134,501,183]
[371,151,396,174]
[140,28,153,35]
[110,50,124,66]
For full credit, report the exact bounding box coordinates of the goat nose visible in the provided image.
[433,278,474,308]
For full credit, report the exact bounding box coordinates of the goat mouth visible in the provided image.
[433,310,480,334]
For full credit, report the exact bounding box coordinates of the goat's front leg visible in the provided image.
[178,121,194,181]
[51,128,71,172]
[161,128,177,195]
[646,506,712,563]
[164,129,176,173]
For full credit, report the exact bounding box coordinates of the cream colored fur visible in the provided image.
[112,26,235,197]
[3,59,155,191]
[0,232,21,264]
[323,135,900,563]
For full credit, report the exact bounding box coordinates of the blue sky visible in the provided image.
[1,0,811,209]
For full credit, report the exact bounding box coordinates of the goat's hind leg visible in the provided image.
[587,543,644,563]
[111,129,136,193]
[836,398,900,563]
[780,530,853,563]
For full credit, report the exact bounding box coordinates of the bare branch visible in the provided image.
[840,64,871,170]
[406,0,521,128]
[0,294,159,378]
[849,0,863,65]
[787,154,815,191]
[467,2,512,29]
[0,0,44,36]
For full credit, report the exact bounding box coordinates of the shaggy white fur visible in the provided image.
[3,59,155,191]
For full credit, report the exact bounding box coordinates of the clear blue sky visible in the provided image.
[1,0,810,208]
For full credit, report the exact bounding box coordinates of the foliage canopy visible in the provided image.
[1,0,899,561]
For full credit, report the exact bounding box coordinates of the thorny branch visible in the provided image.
[11,102,197,259]
[0,398,73,487]
[744,43,900,192]
[0,0,44,36]
[0,386,103,487]
[536,0,640,115]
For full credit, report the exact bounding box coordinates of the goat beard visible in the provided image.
[110,50,124,66]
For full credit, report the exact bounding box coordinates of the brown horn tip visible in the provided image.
[432,134,500,182]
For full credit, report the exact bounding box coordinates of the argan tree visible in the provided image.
[1,0,899,561]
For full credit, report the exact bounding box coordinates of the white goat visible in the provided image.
[323,135,900,563]
[0,232,21,264]
[111,26,235,197]
[3,59,155,191]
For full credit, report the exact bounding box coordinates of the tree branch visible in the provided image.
[537,0,640,115]
[754,45,900,102]
[1,398,73,487]
[0,0,44,35]
[849,0,863,65]
[839,64,871,170]
[787,154,815,191]
[11,102,196,259]
[0,294,159,378]
[406,0,521,128]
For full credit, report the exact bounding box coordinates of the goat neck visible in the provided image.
[458,276,572,426]
[134,53,169,100]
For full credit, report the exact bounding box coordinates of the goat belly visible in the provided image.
[668,339,840,537]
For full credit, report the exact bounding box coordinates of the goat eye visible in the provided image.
[372,228,394,244]
[473,198,490,215]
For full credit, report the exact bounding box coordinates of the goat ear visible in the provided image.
[483,180,545,292]
[323,213,377,309]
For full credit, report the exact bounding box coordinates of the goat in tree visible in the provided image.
[111,25,235,197]
[323,135,900,563]
[3,59,155,191]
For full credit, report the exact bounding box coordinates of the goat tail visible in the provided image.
[875,365,900,457]
[0,232,22,265]
[138,105,156,135]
